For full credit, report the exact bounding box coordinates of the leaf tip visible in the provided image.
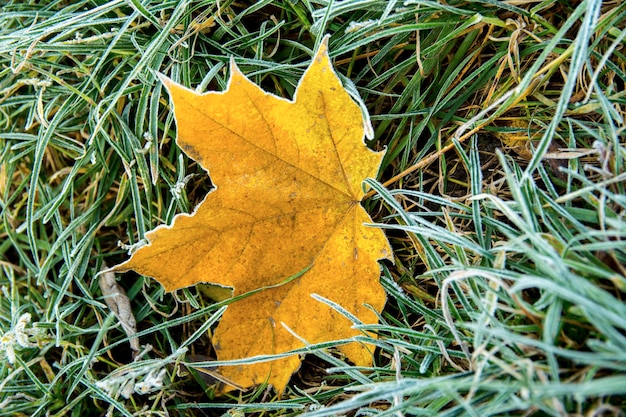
[314,34,331,62]
[228,56,247,82]
[156,72,175,90]
[104,260,135,281]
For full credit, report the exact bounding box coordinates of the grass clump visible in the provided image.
[1,0,625,416]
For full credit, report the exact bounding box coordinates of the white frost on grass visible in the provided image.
[170,173,196,200]
[0,313,49,364]
[95,345,186,399]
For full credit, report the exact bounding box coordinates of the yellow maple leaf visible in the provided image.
[113,36,392,394]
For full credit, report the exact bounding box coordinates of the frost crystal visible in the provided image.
[134,368,166,395]
[170,174,195,200]
[0,313,48,364]
[95,346,186,399]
